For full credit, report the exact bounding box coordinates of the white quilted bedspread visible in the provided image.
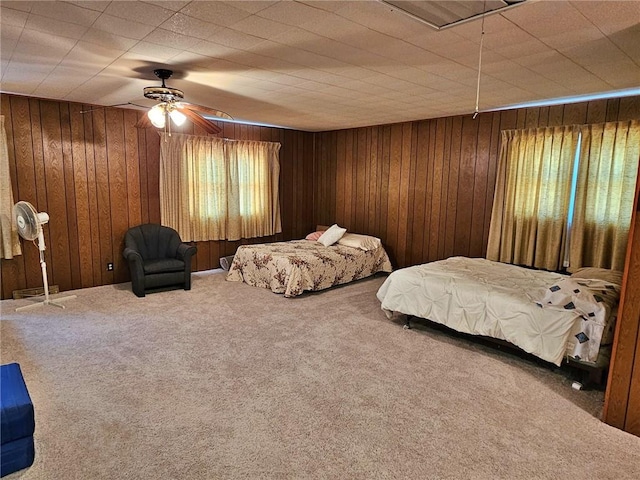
[377,257,582,366]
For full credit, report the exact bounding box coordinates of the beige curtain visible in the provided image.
[569,120,640,271]
[160,133,281,242]
[0,115,22,259]
[487,126,578,270]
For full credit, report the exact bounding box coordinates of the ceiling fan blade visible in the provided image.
[176,102,233,121]
[179,107,222,135]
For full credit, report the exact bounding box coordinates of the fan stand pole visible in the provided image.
[15,231,76,312]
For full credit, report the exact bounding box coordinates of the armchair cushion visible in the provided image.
[143,259,185,275]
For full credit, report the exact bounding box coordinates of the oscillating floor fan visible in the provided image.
[13,201,76,312]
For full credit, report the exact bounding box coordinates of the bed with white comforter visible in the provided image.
[376,257,620,366]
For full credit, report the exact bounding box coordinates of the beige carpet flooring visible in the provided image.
[1,270,639,479]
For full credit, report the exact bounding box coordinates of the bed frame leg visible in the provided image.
[403,315,412,330]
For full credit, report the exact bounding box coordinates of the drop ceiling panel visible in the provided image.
[0,0,638,132]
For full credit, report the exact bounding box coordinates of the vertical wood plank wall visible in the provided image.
[0,94,314,299]
[314,96,640,268]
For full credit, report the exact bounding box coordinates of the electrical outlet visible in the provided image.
[107,262,114,271]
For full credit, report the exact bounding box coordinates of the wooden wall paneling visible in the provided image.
[605,220,640,429]
[367,128,379,234]
[405,123,419,266]
[0,97,25,298]
[69,103,94,288]
[379,125,391,253]
[83,106,102,287]
[444,116,462,258]
[537,106,550,125]
[355,128,368,234]
[137,127,150,225]
[59,103,82,290]
[625,330,640,434]
[397,122,413,267]
[6,97,34,295]
[618,96,640,122]
[335,131,346,226]
[410,121,428,266]
[586,99,608,124]
[524,107,540,128]
[105,108,129,284]
[282,128,294,239]
[386,124,403,265]
[124,110,142,229]
[562,102,588,125]
[303,131,314,234]
[145,129,161,224]
[423,120,436,263]
[39,100,73,292]
[453,115,479,256]
[547,105,565,126]
[429,119,446,263]
[343,129,354,230]
[515,108,527,129]
[469,114,493,258]
[606,98,621,121]
[437,117,453,260]
[90,108,112,286]
[482,113,502,257]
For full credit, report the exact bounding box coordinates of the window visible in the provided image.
[159,133,282,242]
[487,120,640,272]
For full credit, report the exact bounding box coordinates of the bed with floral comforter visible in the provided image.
[226,240,392,297]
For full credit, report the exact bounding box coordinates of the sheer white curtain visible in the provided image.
[0,115,22,259]
[160,133,281,242]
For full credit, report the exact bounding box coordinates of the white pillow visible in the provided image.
[317,224,347,247]
[337,233,382,251]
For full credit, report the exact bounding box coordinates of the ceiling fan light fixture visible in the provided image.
[169,108,187,127]
[148,104,166,128]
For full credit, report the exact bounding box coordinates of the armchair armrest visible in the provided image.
[176,243,197,262]
[123,247,143,263]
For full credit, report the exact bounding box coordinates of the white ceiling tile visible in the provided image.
[104,1,175,27]
[207,27,265,50]
[12,28,77,63]
[61,41,126,73]
[129,41,184,63]
[143,28,202,50]
[67,1,111,12]
[571,0,640,36]
[0,24,22,61]
[1,6,28,28]
[2,0,639,132]
[186,39,243,61]
[1,2,33,13]
[93,14,156,40]
[1,63,55,93]
[80,28,139,51]
[257,1,332,26]
[25,13,89,39]
[229,14,295,39]
[160,13,220,40]
[224,1,278,15]
[179,2,253,28]
[142,1,190,12]
[30,1,101,26]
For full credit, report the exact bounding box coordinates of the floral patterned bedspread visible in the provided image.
[226,240,393,297]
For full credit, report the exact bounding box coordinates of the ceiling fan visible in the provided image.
[135,68,233,135]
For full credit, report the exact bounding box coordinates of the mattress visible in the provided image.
[376,257,620,366]
[227,239,392,297]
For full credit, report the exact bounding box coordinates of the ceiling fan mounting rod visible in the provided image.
[154,68,174,87]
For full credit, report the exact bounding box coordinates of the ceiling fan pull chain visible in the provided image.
[474,0,487,120]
